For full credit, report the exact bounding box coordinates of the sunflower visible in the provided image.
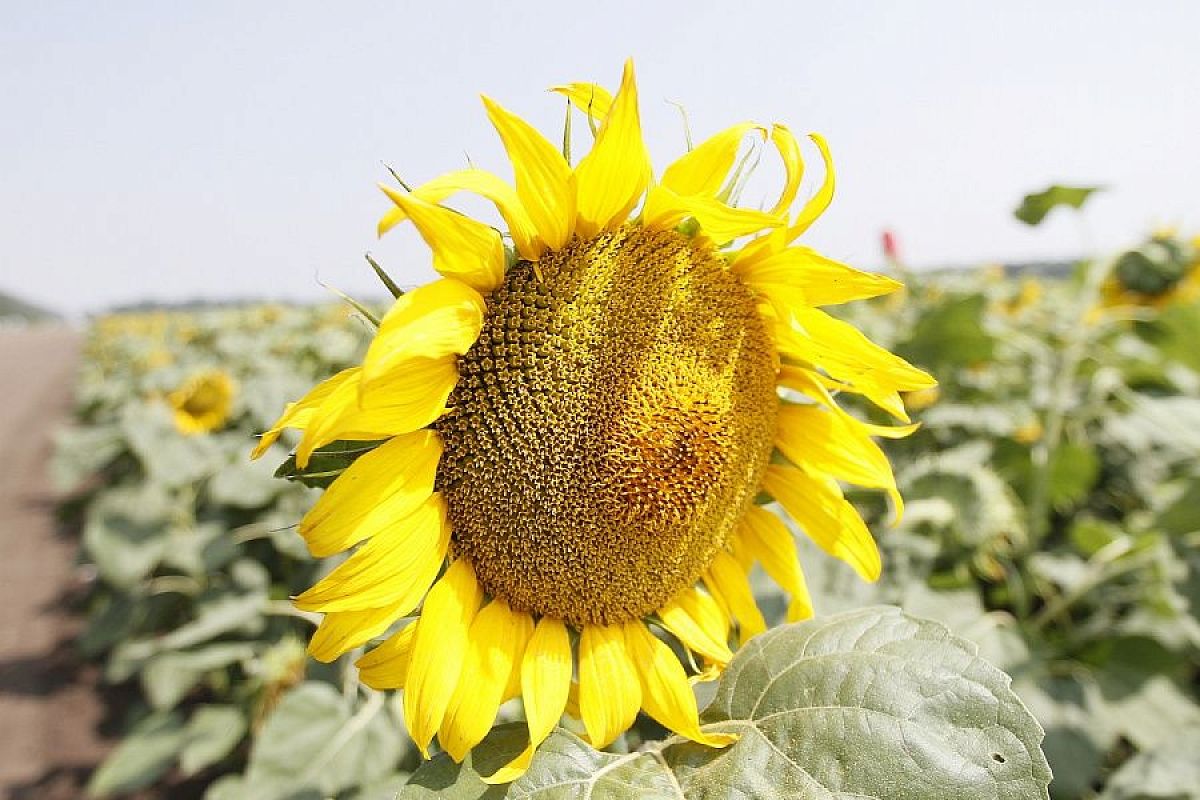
[1100,231,1200,309]
[253,60,934,781]
[169,369,235,435]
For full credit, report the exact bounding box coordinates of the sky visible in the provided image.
[2,2,1198,316]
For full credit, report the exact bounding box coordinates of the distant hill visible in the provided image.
[922,258,1079,280]
[0,290,56,323]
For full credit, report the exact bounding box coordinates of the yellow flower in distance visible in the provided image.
[170,369,235,435]
[254,60,934,780]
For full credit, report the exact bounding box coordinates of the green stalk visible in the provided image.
[1025,255,1113,545]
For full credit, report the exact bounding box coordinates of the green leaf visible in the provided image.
[1094,638,1200,752]
[1014,185,1102,226]
[121,401,224,486]
[142,643,256,709]
[179,705,248,775]
[1099,724,1200,799]
[1156,478,1200,535]
[107,592,267,682]
[1013,674,1106,799]
[401,607,1051,799]
[208,453,284,509]
[899,294,994,371]
[1047,442,1100,509]
[86,711,187,798]
[275,439,386,489]
[82,484,174,588]
[157,592,266,651]
[242,683,405,798]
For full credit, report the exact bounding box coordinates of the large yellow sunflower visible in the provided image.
[253,60,934,781]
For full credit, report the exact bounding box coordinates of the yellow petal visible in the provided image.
[482,95,576,252]
[578,623,641,748]
[356,621,416,689]
[439,599,533,763]
[573,59,650,239]
[298,429,442,558]
[293,361,457,468]
[378,185,505,293]
[773,306,935,416]
[762,464,882,582]
[403,558,484,758]
[738,506,813,622]
[661,122,765,198]
[811,366,912,423]
[361,279,484,391]
[549,82,613,122]
[778,365,920,440]
[642,185,784,244]
[306,602,411,663]
[624,622,737,748]
[736,246,902,308]
[377,168,540,261]
[251,367,358,459]
[775,401,914,519]
[657,588,733,667]
[785,133,835,241]
[704,550,766,641]
[481,615,572,784]
[294,494,449,612]
[768,123,803,216]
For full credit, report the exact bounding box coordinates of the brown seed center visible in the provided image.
[433,226,777,625]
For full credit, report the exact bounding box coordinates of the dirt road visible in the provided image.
[0,326,112,799]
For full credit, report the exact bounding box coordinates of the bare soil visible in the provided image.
[0,326,114,799]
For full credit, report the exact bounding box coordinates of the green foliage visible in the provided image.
[60,305,390,798]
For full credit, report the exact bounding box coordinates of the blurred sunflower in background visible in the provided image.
[254,59,934,781]
[170,368,236,435]
[1101,230,1200,309]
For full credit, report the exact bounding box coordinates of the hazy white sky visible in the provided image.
[2,2,1197,315]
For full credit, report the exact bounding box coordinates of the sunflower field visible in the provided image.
[52,216,1200,800]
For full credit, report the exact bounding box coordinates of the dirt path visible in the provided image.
[0,326,112,799]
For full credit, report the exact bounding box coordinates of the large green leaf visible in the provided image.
[400,606,1051,799]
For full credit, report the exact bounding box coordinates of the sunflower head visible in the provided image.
[1102,231,1200,309]
[169,369,236,435]
[255,60,934,779]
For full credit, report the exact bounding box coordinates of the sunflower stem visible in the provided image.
[1025,254,1114,547]
[343,646,363,701]
[264,601,321,626]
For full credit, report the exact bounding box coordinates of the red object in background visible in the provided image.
[881,229,901,261]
